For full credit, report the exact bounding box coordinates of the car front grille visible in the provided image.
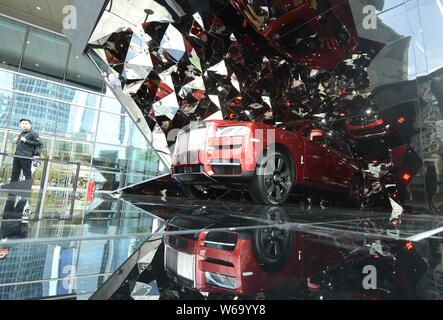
[164,245,195,282]
[204,231,238,251]
[174,123,208,161]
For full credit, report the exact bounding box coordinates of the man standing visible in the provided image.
[10,119,42,183]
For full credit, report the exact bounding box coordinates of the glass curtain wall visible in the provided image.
[0,15,164,192]
[0,69,163,192]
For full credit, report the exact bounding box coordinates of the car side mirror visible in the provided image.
[309,129,325,141]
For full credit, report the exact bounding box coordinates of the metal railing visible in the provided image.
[0,152,82,220]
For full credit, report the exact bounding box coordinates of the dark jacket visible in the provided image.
[15,130,42,157]
[0,198,28,249]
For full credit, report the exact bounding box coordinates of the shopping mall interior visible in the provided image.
[1,0,443,301]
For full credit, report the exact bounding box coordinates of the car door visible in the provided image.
[323,137,348,188]
[340,141,359,188]
[325,137,355,188]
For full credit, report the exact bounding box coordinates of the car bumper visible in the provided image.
[172,167,255,185]
[165,231,268,295]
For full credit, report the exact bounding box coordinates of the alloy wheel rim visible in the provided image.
[260,227,288,259]
[263,154,292,202]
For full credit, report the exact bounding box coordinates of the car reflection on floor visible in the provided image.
[124,196,442,300]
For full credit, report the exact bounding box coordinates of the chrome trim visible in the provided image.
[204,240,236,247]
[172,172,218,182]
[164,244,196,287]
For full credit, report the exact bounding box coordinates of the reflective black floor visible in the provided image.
[119,194,443,300]
[0,189,164,300]
[1,186,443,300]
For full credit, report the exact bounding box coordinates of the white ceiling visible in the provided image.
[0,0,105,91]
[0,0,75,34]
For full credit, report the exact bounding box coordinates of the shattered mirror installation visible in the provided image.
[91,1,369,143]
[89,0,443,210]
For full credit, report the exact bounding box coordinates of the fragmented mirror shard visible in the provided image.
[90,0,422,176]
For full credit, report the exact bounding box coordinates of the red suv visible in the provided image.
[164,206,426,299]
[171,120,363,206]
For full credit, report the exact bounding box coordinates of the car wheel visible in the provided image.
[348,176,364,208]
[250,150,294,205]
[180,185,210,199]
[252,207,293,272]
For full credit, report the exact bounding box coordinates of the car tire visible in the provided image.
[251,206,294,273]
[249,150,295,205]
[348,175,364,208]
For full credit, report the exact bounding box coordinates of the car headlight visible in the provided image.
[205,272,237,290]
[216,126,248,137]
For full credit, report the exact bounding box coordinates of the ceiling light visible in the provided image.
[2,61,6,64]
[26,41,30,45]
[36,6,41,10]
[77,75,81,78]
[35,63,39,67]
